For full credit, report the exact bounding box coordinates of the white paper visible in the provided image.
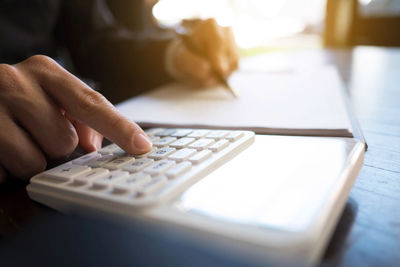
[117,65,353,137]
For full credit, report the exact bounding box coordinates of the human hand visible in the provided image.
[165,18,239,86]
[0,55,152,182]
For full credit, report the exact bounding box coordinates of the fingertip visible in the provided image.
[79,140,96,153]
[132,133,152,154]
[91,133,103,151]
[73,120,103,152]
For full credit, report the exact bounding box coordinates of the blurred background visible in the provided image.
[149,0,400,54]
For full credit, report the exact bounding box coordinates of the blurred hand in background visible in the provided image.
[166,18,239,87]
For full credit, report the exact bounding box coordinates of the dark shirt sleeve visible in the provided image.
[59,0,175,101]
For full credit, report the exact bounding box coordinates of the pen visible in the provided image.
[178,33,238,98]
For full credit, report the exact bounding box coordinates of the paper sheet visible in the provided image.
[117,66,353,137]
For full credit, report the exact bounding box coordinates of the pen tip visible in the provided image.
[227,87,238,98]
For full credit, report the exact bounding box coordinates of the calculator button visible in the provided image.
[92,170,130,188]
[169,137,196,148]
[122,158,154,172]
[112,147,127,156]
[137,175,168,197]
[149,135,160,142]
[205,130,229,140]
[145,128,165,136]
[43,164,92,182]
[74,168,110,185]
[156,129,176,137]
[98,144,120,155]
[103,156,135,170]
[113,172,151,193]
[187,129,210,138]
[166,162,192,179]
[226,131,244,142]
[144,159,175,176]
[189,149,212,164]
[134,147,157,158]
[148,147,176,160]
[168,148,197,162]
[87,154,117,168]
[209,139,229,152]
[153,136,177,147]
[171,129,193,137]
[188,138,214,150]
[72,152,101,165]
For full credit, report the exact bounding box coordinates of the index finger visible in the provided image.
[21,56,152,155]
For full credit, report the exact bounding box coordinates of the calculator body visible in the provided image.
[28,134,364,266]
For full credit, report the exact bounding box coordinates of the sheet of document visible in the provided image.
[117,65,353,137]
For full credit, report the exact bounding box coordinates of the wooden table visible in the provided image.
[0,46,399,266]
[322,47,400,266]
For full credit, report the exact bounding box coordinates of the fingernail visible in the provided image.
[133,133,152,151]
[95,136,103,150]
[90,134,103,150]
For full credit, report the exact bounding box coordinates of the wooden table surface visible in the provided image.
[0,46,399,266]
[322,46,400,266]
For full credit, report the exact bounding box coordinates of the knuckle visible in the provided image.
[0,63,16,75]
[205,18,217,28]
[78,89,106,115]
[24,55,56,68]
[0,64,20,93]
[22,55,62,78]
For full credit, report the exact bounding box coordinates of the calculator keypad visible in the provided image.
[29,128,254,209]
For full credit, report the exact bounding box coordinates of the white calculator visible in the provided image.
[27,128,255,210]
[27,128,365,266]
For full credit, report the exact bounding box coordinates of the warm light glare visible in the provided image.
[152,0,235,27]
[177,137,347,232]
[153,0,326,48]
[359,0,373,5]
